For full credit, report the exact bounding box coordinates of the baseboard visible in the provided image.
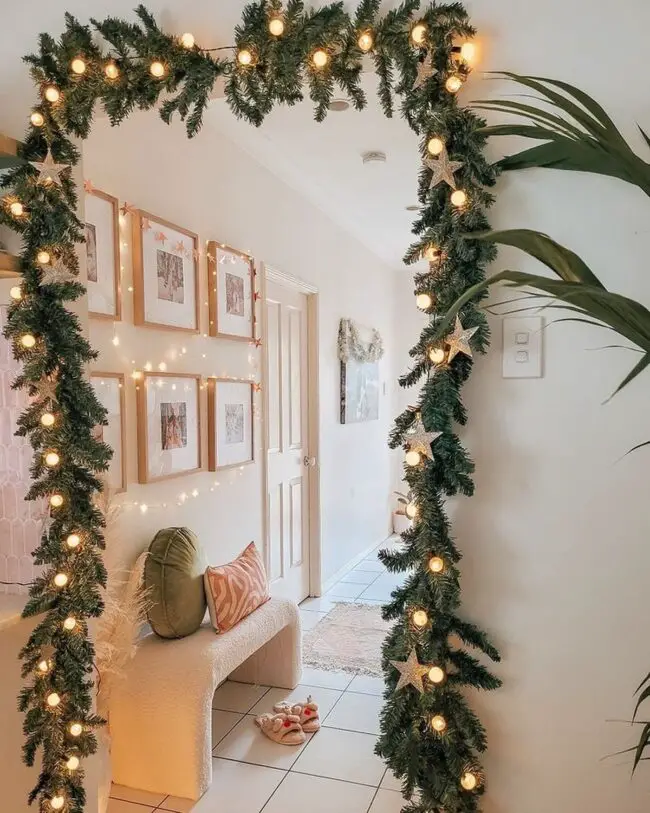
[319,534,394,595]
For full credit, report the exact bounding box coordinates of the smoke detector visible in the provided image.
[329,98,350,112]
[361,150,387,166]
[405,204,420,212]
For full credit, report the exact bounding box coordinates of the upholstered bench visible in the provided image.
[110,597,301,800]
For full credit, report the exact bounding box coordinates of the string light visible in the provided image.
[66,756,80,771]
[44,86,60,103]
[37,250,51,264]
[132,371,142,380]
[50,494,64,508]
[69,722,83,737]
[66,534,81,549]
[451,189,467,208]
[412,609,428,628]
[150,61,166,78]
[37,659,50,674]
[10,201,25,217]
[429,666,445,684]
[423,245,439,262]
[180,32,195,49]
[405,450,421,467]
[427,137,444,156]
[461,772,478,791]
[416,293,432,310]
[63,617,77,631]
[431,714,447,733]
[71,57,87,75]
[10,286,22,301]
[358,31,374,52]
[429,556,445,573]
[105,62,120,80]
[429,347,446,364]
[54,573,69,588]
[445,75,463,93]
[237,49,254,66]
[410,22,427,45]
[45,452,60,467]
[41,412,56,428]
[112,335,120,346]
[312,49,329,68]
[140,504,148,514]
[30,111,45,127]
[50,795,65,810]
[158,362,167,371]
[20,334,36,348]
[46,692,61,708]
[405,502,418,519]
[268,16,285,36]
[460,42,476,63]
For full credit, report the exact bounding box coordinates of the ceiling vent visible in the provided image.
[361,150,387,166]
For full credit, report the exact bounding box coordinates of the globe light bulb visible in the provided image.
[431,714,447,732]
[37,659,50,674]
[429,556,445,573]
[405,502,418,519]
[405,450,421,467]
[20,334,36,348]
[412,609,428,628]
[237,49,253,66]
[461,772,478,791]
[105,62,119,80]
[41,412,56,428]
[10,201,24,217]
[429,666,445,684]
[416,293,432,310]
[63,617,77,631]
[46,692,61,708]
[445,75,463,93]
[50,795,65,810]
[66,534,81,549]
[180,32,195,49]
[44,86,61,103]
[451,189,467,208]
[37,250,51,264]
[423,244,439,261]
[460,42,476,63]
[427,137,444,156]
[411,23,427,45]
[69,722,83,737]
[31,112,45,127]
[150,61,166,78]
[269,16,285,36]
[54,573,68,588]
[45,452,60,467]
[312,49,329,68]
[358,31,374,52]
[10,286,22,301]
[50,494,64,508]
[71,58,86,75]
[66,755,80,771]
[429,347,446,364]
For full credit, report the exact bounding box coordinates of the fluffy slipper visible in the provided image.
[273,695,320,733]
[254,712,305,745]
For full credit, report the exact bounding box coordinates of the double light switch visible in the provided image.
[502,316,543,378]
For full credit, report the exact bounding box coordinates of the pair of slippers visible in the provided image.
[254,696,320,745]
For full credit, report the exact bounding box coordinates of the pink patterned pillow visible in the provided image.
[204,543,270,633]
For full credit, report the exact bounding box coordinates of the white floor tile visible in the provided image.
[359,559,385,573]
[110,785,166,806]
[300,667,354,690]
[107,802,155,813]
[249,684,343,718]
[158,795,194,812]
[373,572,406,588]
[300,596,339,613]
[339,570,378,585]
[358,583,396,602]
[262,772,376,813]
[214,714,309,770]
[324,691,382,735]
[292,727,385,786]
[212,681,269,713]
[348,675,385,696]
[368,789,406,812]
[354,597,386,606]
[325,582,366,599]
[380,770,402,791]
[299,610,327,630]
[212,709,244,749]
[192,758,285,812]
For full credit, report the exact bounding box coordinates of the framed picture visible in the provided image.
[90,372,127,492]
[207,378,254,470]
[207,241,256,341]
[136,372,202,483]
[85,189,121,319]
[132,210,199,333]
[340,360,380,424]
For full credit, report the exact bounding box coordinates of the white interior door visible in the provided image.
[265,278,311,602]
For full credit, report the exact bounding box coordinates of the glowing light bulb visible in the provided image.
[416,293,432,310]
[132,370,142,380]
[46,692,61,708]
[158,362,167,371]
[10,201,24,217]
[150,61,166,78]
[180,32,195,49]
[50,494,64,508]
[312,49,329,68]
[50,795,65,810]
[429,666,445,684]
[31,112,45,127]
[429,556,445,573]
[427,137,444,156]
[461,772,478,791]
[66,755,80,771]
[445,75,463,93]
[431,714,447,732]
[237,49,253,66]
[54,573,68,588]
[269,16,285,36]
[105,62,119,80]
[63,617,76,631]
[429,347,446,364]
[412,609,428,628]
[112,335,120,346]
[140,504,148,514]
[405,502,418,519]
[45,452,60,467]
[405,450,421,467]
[44,86,60,103]
[37,659,50,674]
[20,334,36,348]
[37,250,51,264]
[411,23,427,45]
[71,57,86,75]
[423,245,439,262]
[358,31,374,52]
[451,190,467,208]
[66,534,81,549]
[10,286,22,301]
[41,412,56,428]
[69,722,83,737]
[460,42,476,63]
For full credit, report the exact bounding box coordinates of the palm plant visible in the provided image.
[437,73,650,768]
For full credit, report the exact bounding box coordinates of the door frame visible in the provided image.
[260,262,322,598]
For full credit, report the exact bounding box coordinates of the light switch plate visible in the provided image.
[502,316,543,378]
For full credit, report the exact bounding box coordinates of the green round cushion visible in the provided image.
[145,527,207,639]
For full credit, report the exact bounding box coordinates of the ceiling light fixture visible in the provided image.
[328,98,350,112]
[361,150,387,166]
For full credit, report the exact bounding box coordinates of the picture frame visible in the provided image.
[85,189,121,320]
[207,241,256,341]
[136,372,202,483]
[340,359,380,424]
[132,210,199,333]
[207,378,254,470]
[90,372,127,492]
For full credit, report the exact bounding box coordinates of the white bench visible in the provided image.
[110,597,302,800]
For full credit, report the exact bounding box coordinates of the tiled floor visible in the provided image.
[108,537,405,813]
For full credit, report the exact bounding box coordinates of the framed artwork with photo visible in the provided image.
[340,359,380,424]
[207,378,254,470]
[84,189,121,320]
[90,372,127,492]
[132,210,199,333]
[136,372,202,483]
[207,241,256,341]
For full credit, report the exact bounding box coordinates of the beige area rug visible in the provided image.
[303,602,390,677]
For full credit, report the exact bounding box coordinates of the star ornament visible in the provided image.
[445,316,479,363]
[423,144,463,190]
[413,53,435,89]
[391,649,429,694]
[34,375,58,403]
[406,418,442,461]
[40,258,77,286]
[30,149,69,187]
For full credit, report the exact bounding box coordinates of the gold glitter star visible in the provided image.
[445,315,479,363]
[405,418,442,460]
[40,258,77,286]
[30,149,69,186]
[423,143,463,190]
[413,53,436,89]
[391,649,429,694]
[34,375,58,403]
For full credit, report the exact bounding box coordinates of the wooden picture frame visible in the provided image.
[207,377,254,471]
[132,210,200,333]
[136,372,203,483]
[85,189,121,320]
[90,372,127,492]
[207,241,256,341]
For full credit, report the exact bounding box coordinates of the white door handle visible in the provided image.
[303,455,316,468]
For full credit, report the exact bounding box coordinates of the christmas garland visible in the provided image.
[2,2,500,811]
